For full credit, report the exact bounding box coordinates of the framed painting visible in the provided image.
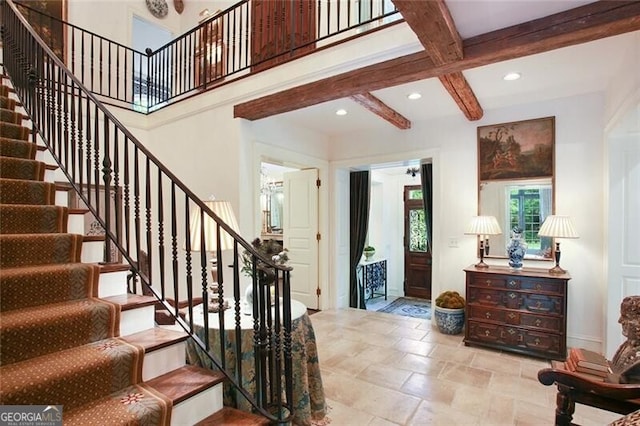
[477,116,555,181]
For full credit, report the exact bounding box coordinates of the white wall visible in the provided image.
[603,31,640,356]
[330,92,607,350]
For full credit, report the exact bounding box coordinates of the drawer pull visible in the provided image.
[486,280,492,286]
[486,295,492,300]
[534,338,541,346]
[485,330,491,336]
[536,283,542,290]
[485,312,491,319]
[508,293,516,299]
[508,328,516,336]
[535,319,542,327]
[508,313,516,320]
[508,280,517,288]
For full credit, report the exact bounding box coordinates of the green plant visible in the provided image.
[435,291,465,309]
[363,245,375,252]
[240,238,289,278]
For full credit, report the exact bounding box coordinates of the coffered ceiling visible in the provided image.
[235,1,640,137]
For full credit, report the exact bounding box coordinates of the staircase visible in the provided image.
[0,79,269,424]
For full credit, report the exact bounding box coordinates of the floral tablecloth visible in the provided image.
[185,309,326,426]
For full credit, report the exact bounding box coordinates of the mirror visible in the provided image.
[477,116,555,261]
[480,178,554,260]
[261,181,283,236]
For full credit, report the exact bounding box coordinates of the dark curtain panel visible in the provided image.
[349,171,370,309]
[420,163,433,252]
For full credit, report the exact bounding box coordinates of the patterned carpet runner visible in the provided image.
[0,84,172,424]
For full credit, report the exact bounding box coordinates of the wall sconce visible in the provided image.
[538,215,579,274]
[465,216,502,268]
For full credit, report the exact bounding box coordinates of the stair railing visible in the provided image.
[12,0,400,113]
[2,0,293,422]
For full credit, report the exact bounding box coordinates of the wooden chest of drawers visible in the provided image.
[464,265,571,360]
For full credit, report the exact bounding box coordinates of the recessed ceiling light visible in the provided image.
[407,92,422,100]
[335,109,347,116]
[503,72,521,81]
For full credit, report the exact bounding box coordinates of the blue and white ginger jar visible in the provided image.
[507,227,527,270]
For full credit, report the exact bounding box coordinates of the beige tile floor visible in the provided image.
[310,308,621,426]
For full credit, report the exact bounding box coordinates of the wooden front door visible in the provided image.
[251,0,316,72]
[404,185,432,299]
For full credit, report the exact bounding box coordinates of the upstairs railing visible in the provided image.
[14,0,401,112]
[2,0,294,422]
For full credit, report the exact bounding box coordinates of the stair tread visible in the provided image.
[195,407,271,425]
[146,364,225,405]
[121,327,188,353]
[0,338,149,409]
[102,293,158,311]
[69,207,90,214]
[97,262,130,273]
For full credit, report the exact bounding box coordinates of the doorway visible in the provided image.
[131,15,173,111]
[403,185,432,299]
[354,161,432,312]
[260,162,321,310]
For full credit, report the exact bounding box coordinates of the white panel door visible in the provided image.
[283,169,319,309]
[606,132,640,357]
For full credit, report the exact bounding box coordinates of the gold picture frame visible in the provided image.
[477,116,555,182]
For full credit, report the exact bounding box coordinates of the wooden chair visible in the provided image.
[538,367,640,425]
[539,296,640,425]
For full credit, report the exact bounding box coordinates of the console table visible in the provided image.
[360,258,387,300]
[464,265,570,360]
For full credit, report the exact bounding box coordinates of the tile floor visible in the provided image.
[310,307,621,425]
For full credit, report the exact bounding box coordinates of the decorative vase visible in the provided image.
[434,305,465,335]
[507,227,528,270]
[364,249,375,260]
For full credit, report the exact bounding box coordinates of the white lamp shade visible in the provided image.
[538,215,579,239]
[464,216,502,236]
[188,200,240,252]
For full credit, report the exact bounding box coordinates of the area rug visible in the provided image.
[376,297,431,320]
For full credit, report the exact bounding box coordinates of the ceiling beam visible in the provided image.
[235,1,640,121]
[392,0,462,64]
[393,0,483,120]
[438,72,483,121]
[350,92,412,129]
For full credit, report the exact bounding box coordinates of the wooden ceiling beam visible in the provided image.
[235,1,640,121]
[350,92,411,129]
[392,0,463,64]
[393,0,483,120]
[438,72,483,121]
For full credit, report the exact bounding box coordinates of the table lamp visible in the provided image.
[188,197,240,310]
[465,216,502,268]
[538,215,578,274]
